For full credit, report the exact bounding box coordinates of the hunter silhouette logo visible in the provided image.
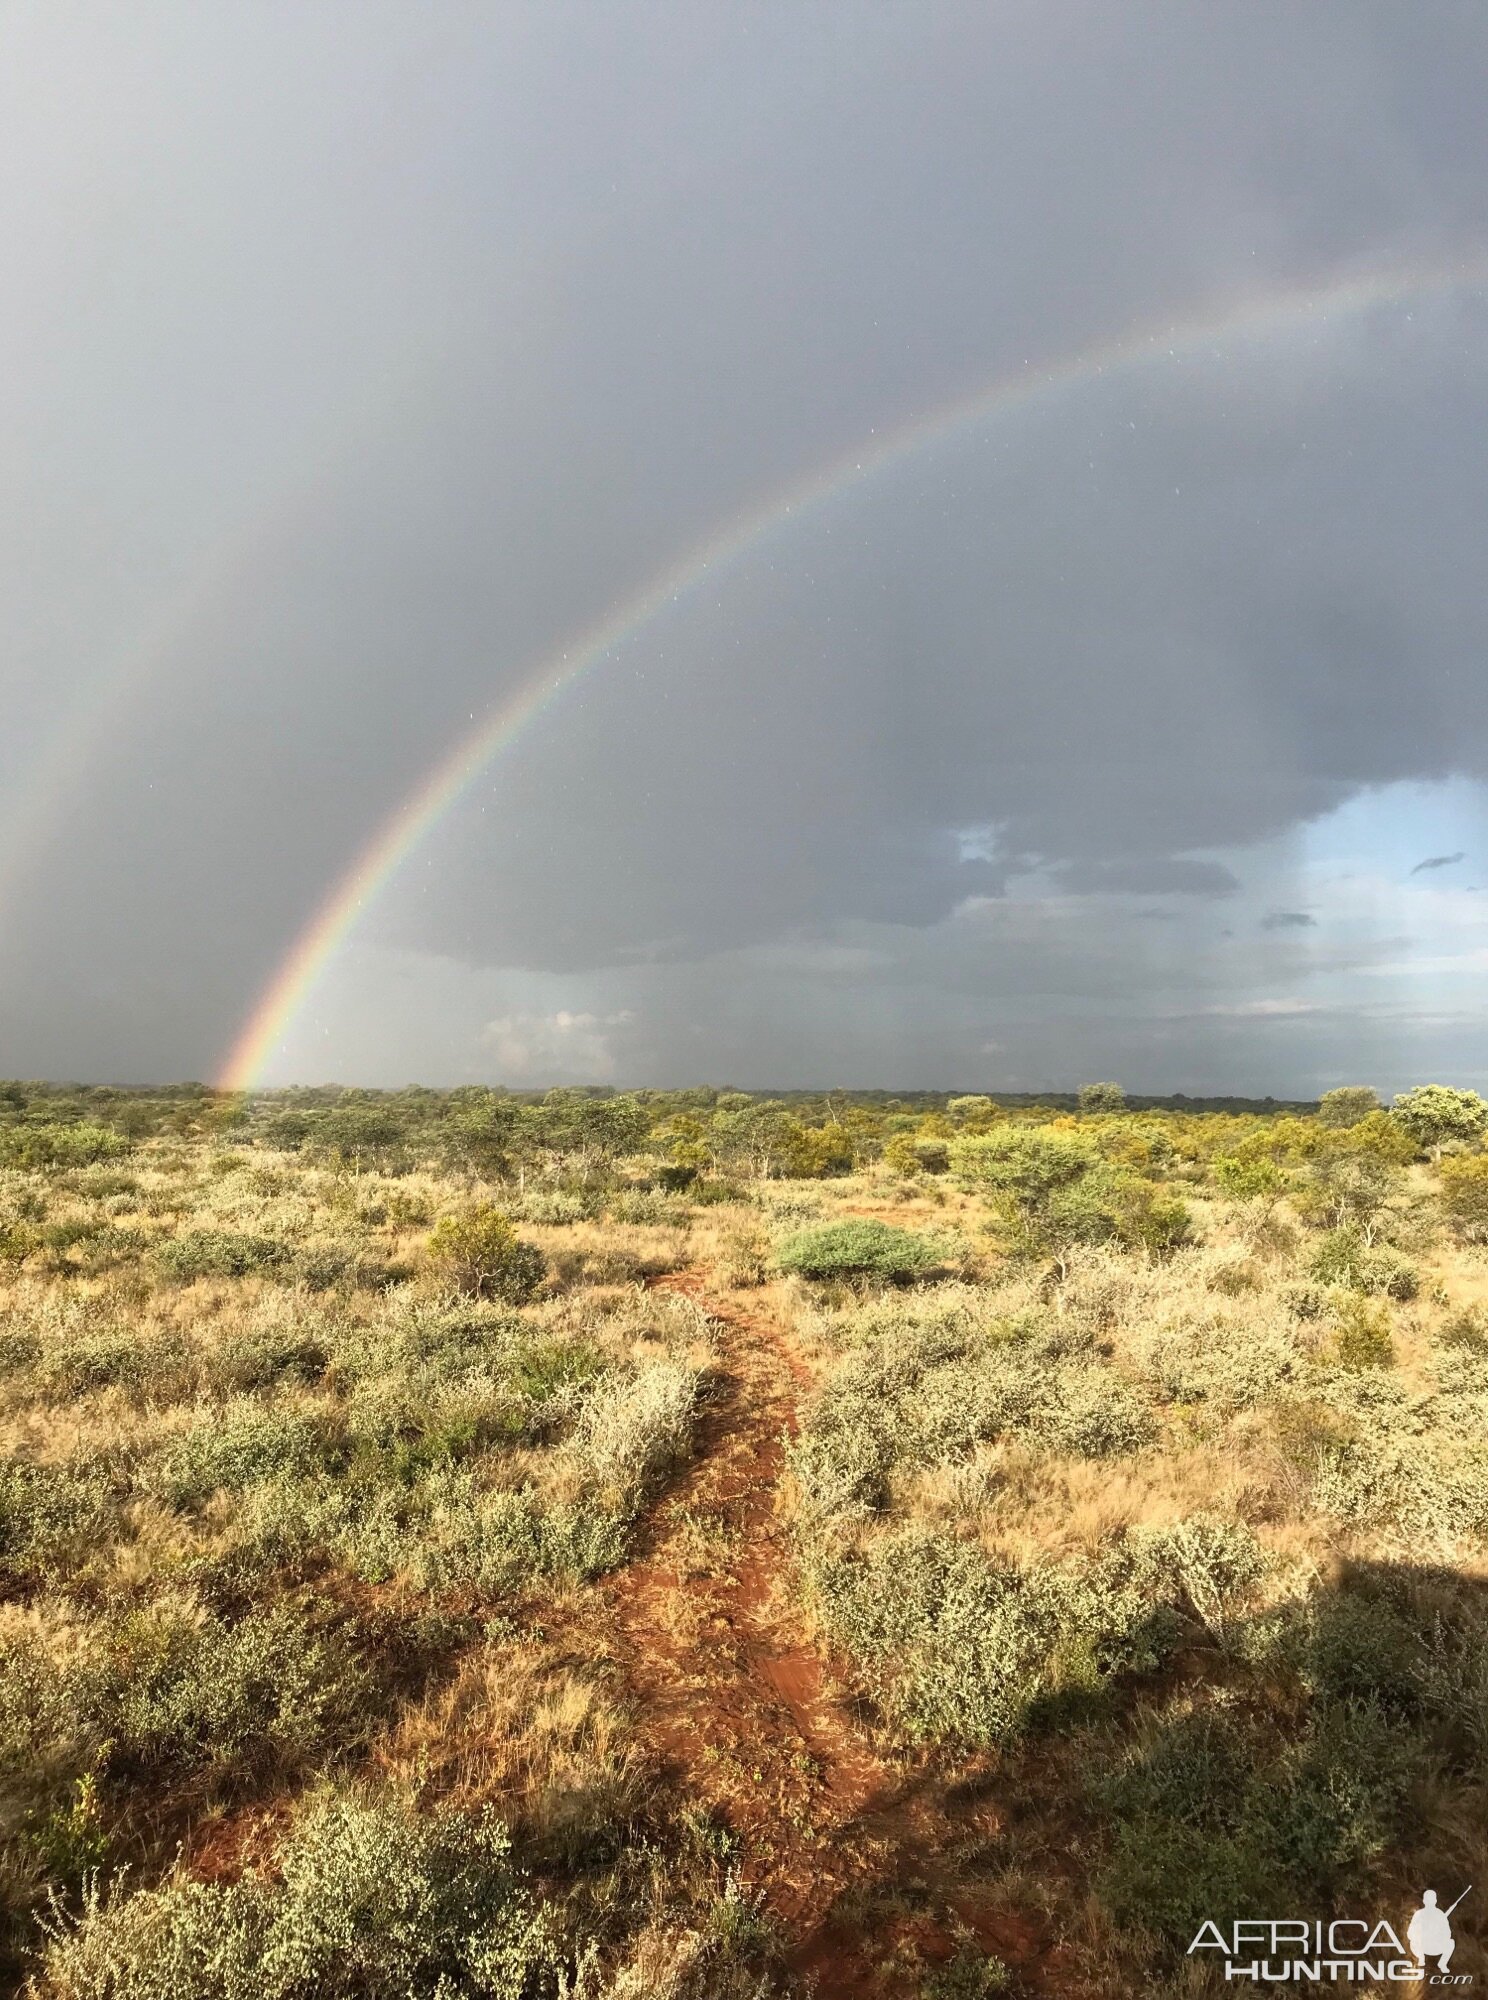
[1188,1886,1474,1983]
[1409,1888,1469,1977]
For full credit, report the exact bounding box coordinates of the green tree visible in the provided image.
[1079,1082,1126,1114]
[1390,1084,1488,1158]
[1317,1086,1380,1128]
[709,1101,793,1180]
[310,1102,409,1172]
[952,1127,1187,1266]
[777,1120,856,1178]
[532,1090,648,1183]
[1296,1149,1407,1245]
[439,1096,530,1180]
[946,1094,998,1125]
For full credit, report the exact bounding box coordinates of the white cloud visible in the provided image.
[1359,948,1488,979]
[480,1009,636,1082]
[1203,998,1320,1018]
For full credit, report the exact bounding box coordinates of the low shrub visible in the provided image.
[0,1219,44,1264]
[27,1791,554,1999]
[1326,1294,1395,1371]
[0,1460,115,1583]
[775,1220,945,1284]
[566,1362,699,1514]
[712,1216,770,1288]
[34,1325,191,1403]
[607,1189,687,1226]
[156,1231,292,1281]
[0,1124,132,1171]
[924,1946,1010,1997]
[790,1309,1154,1526]
[1094,1697,1418,1955]
[1439,1305,1488,1352]
[425,1208,546,1303]
[1131,1311,1303,1411]
[153,1403,333,1507]
[0,1595,371,1788]
[1438,1152,1488,1243]
[1299,1381,1488,1545]
[508,1190,597,1226]
[802,1516,1265,1748]
[688,1178,746,1206]
[1308,1227,1418,1301]
[218,1322,331,1391]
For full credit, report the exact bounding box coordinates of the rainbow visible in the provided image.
[218,253,1488,1091]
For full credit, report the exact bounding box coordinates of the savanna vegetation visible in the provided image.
[2,1075,1486,1995]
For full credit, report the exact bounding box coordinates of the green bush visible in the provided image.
[1305,1404,1488,1544]
[0,1323,43,1373]
[218,1323,331,1391]
[1318,1086,1381,1128]
[1438,1152,1488,1243]
[425,1207,545,1302]
[0,1219,44,1264]
[156,1231,292,1281]
[1326,1294,1395,1371]
[802,1516,1263,1749]
[1308,1227,1417,1301]
[1135,1312,1301,1411]
[0,1459,115,1583]
[924,1945,1010,1997]
[1214,1154,1286,1200]
[508,1190,596,1225]
[951,1130,1188,1261]
[789,1307,1156,1526]
[775,1220,945,1283]
[1439,1305,1488,1352]
[153,1403,333,1507]
[28,1792,554,2000]
[1095,1697,1417,1955]
[566,1361,699,1512]
[0,1123,131,1170]
[0,1597,369,1787]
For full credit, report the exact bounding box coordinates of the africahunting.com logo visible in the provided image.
[1188,1887,1473,1983]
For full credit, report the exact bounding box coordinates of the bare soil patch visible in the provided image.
[601,1270,1073,1999]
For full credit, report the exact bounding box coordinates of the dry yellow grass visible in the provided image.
[7,1107,1488,1995]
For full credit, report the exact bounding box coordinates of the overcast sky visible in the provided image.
[3,0,1487,1095]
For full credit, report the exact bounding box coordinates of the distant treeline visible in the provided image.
[0,1079,1321,1125]
[0,1075,1399,1189]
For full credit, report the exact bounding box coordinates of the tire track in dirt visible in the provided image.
[602,1269,892,1985]
[605,1269,1074,1999]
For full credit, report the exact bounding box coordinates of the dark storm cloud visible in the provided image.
[2,0,1488,1082]
[1262,911,1319,930]
[1411,851,1466,873]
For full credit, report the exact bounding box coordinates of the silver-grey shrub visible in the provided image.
[801,1515,1266,1747]
[152,1403,333,1508]
[789,1309,1152,1527]
[28,1792,554,2000]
